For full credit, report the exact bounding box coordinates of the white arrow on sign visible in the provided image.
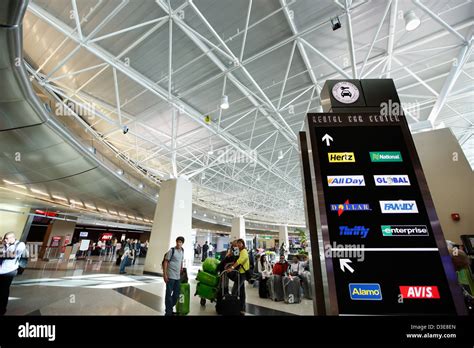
[340,258,354,273]
[322,133,333,146]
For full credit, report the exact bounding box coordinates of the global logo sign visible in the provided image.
[380,200,418,214]
[349,283,382,301]
[374,175,410,186]
[327,175,365,187]
[399,286,440,299]
[330,200,371,216]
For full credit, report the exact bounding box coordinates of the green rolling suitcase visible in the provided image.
[196,282,217,301]
[196,270,219,287]
[176,282,190,315]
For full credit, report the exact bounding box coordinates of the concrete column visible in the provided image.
[144,177,193,276]
[230,216,245,242]
[279,225,289,256]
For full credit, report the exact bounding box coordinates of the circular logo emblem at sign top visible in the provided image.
[332,81,360,104]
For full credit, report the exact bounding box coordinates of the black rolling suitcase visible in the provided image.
[217,271,242,316]
[259,277,269,298]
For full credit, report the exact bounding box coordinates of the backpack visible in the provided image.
[161,247,187,283]
[161,247,185,269]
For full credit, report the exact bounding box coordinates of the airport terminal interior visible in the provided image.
[0,0,473,317]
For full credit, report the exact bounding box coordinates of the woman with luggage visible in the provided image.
[226,239,249,315]
[257,254,272,298]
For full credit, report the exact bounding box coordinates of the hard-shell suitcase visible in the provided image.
[218,271,242,316]
[196,269,219,287]
[196,282,217,301]
[283,276,301,304]
[301,271,313,299]
[268,275,284,301]
[259,277,269,299]
[176,282,190,315]
[202,258,220,275]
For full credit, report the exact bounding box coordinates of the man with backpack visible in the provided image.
[162,236,185,316]
[0,232,26,315]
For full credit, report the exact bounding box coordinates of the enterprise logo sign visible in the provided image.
[349,283,382,301]
[381,225,429,236]
[327,175,365,187]
[370,151,402,162]
[399,286,440,299]
[330,200,371,216]
[380,200,418,214]
[328,152,355,163]
[374,175,410,186]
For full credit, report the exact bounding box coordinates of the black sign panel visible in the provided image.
[306,113,461,315]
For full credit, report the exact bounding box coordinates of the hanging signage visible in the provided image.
[304,112,462,315]
[100,233,113,241]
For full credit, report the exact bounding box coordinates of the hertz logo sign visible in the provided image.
[328,152,355,163]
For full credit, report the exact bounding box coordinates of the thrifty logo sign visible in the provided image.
[339,226,369,238]
[380,200,418,213]
[328,152,355,163]
[327,175,365,187]
[370,151,402,162]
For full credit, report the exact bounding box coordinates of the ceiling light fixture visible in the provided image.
[330,16,341,31]
[138,183,144,189]
[404,10,420,31]
[31,188,49,197]
[220,95,229,109]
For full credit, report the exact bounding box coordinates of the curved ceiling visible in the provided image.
[2,0,473,227]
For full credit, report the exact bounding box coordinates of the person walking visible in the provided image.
[119,239,132,274]
[133,239,141,265]
[0,232,26,315]
[201,241,209,262]
[208,242,214,258]
[163,236,185,316]
[226,239,249,315]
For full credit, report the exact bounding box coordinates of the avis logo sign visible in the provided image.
[399,286,440,299]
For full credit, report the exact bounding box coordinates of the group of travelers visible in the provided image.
[195,241,215,261]
[117,238,142,274]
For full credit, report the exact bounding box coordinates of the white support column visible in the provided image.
[144,177,193,275]
[279,225,289,256]
[230,216,246,242]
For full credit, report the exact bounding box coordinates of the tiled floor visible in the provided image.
[7,257,315,316]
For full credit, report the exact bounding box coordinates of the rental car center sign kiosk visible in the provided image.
[299,79,466,315]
